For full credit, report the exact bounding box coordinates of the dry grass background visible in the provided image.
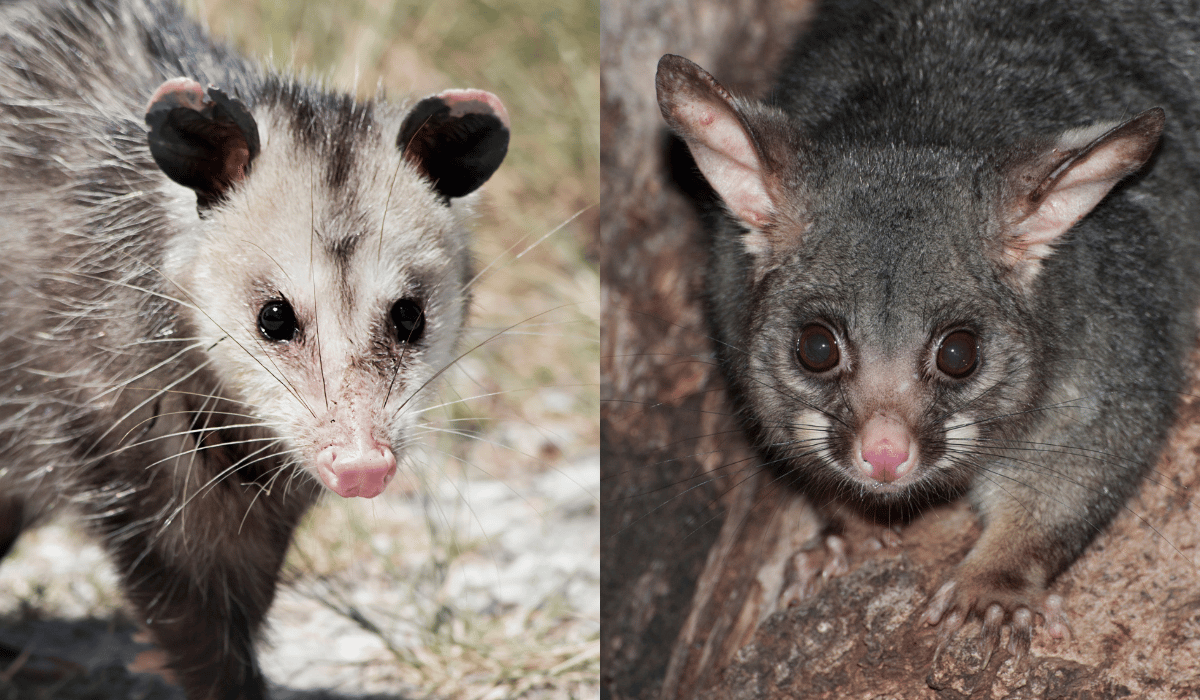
[0,0,598,698]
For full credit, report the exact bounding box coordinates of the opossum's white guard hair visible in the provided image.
[0,0,509,697]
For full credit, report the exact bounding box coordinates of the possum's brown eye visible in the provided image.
[937,330,978,378]
[258,300,297,341]
[796,324,839,373]
[391,299,425,344]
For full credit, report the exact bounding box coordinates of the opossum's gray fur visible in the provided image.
[0,0,503,698]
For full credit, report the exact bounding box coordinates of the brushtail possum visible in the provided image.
[656,0,1200,655]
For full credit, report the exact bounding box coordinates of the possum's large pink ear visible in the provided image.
[397,89,510,200]
[656,54,774,229]
[145,78,261,209]
[1003,108,1163,272]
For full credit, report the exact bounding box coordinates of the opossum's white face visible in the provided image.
[151,81,508,498]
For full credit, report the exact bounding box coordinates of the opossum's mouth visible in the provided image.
[315,442,398,498]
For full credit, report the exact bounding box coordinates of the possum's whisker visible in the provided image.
[941,443,1195,568]
[954,435,1196,505]
[684,447,829,544]
[610,427,829,505]
[940,449,1171,557]
[952,436,1135,473]
[609,449,769,538]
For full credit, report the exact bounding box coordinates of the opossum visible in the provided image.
[0,0,508,698]
[657,0,1200,662]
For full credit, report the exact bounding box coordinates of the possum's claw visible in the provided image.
[922,573,1069,688]
[1040,593,1072,641]
[779,534,851,606]
[779,526,902,608]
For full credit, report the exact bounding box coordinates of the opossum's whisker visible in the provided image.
[382,327,419,413]
[72,272,201,312]
[240,455,307,534]
[85,340,210,403]
[117,249,320,420]
[245,325,315,418]
[388,445,505,580]
[107,411,281,456]
[377,152,405,258]
[416,427,598,507]
[83,353,215,455]
[119,432,285,476]
[392,305,575,417]
[309,159,330,413]
[163,439,289,528]
[111,385,269,412]
[463,206,590,293]
[238,239,294,282]
[410,386,548,416]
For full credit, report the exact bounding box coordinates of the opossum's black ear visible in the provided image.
[397,89,509,201]
[145,78,261,209]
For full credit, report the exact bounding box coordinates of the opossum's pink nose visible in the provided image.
[857,414,914,483]
[316,440,397,498]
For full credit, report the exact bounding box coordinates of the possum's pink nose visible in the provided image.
[316,440,397,498]
[857,414,914,483]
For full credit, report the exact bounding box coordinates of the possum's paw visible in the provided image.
[920,572,1070,686]
[778,527,902,607]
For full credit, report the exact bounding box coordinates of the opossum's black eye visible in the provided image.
[258,300,297,341]
[936,330,978,378]
[796,324,839,373]
[391,299,425,344]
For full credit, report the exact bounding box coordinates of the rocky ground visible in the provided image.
[0,454,599,700]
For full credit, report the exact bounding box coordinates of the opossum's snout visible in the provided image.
[316,436,397,498]
[303,380,411,499]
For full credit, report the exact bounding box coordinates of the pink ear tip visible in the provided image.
[436,88,509,128]
[145,77,206,115]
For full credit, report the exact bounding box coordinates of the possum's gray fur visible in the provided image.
[658,0,1200,658]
